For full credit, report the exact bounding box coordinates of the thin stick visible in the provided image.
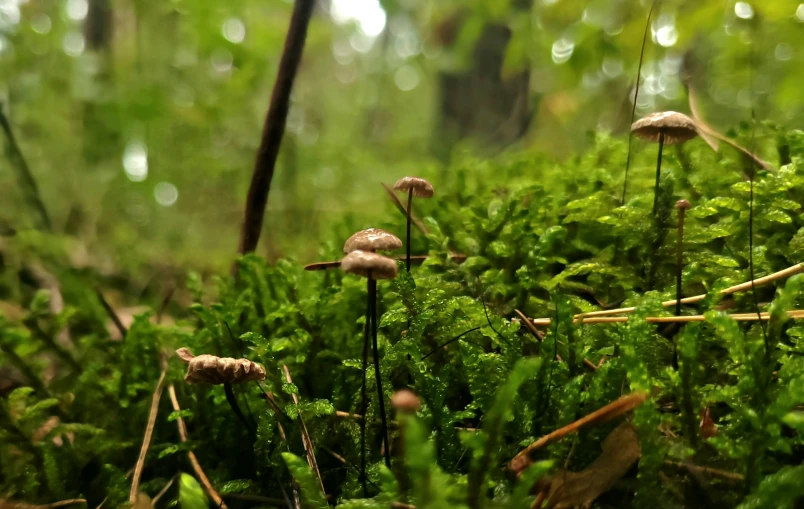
[129,360,168,503]
[509,392,649,474]
[282,365,326,495]
[2,499,90,509]
[167,384,228,509]
[237,0,315,257]
[405,189,413,273]
[96,288,127,340]
[514,309,597,371]
[151,474,178,505]
[528,309,804,326]
[381,183,428,235]
[663,460,744,482]
[0,104,52,230]
[621,0,659,205]
[575,263,804,319]
[304,254,466,271]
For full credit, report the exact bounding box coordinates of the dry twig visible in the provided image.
[282,364,326,495]
[167,384,228,509]
[237,0,315,257]
[129,358,168,503]
[575,263,803,319]
[529,309,804,326]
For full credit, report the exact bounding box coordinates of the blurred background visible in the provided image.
[0,0,802,275]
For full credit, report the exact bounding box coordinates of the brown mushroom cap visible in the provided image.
[341,250,398,280]
[175,347,266,385]
[631,111,698,145]
[675,199,691,210]
[393,176,435,198]
[391,389,421,413]
[343,228,402,254]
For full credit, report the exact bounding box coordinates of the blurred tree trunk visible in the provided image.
[434,3,533,157]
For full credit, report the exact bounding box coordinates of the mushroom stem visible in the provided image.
[223,382,254,436]
[405,189,413,273]
[369,276,391,468]
[360,284,370,497]
[652,131,665,215]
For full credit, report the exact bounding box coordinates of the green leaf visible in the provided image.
[282,453,326,509]
[179,473,208,509]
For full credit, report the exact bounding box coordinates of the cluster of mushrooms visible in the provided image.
[339,176,433,493]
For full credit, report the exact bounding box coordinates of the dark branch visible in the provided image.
[237,0,316,258]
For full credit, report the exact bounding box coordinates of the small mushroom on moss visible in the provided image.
[176,347,265,434]
[391,389,421,414]
[343,228,402,254]
[631,112,697,215]
[393,177,434,272]
[341,250,397,475]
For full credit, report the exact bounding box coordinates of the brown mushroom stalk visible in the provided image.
[360,297,370,497]
[392,177,434,272]
[653,131,665,214]
[674,199,691,371]
[341,250,398,471]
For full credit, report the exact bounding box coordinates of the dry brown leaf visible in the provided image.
[535,421,641,509]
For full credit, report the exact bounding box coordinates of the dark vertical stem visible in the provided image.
[675,208,685,317]
[673,207,685,370]
[621,0,659,205]
[369,277,391,468]
[652,131,665,216]
[360,283,370,497]
[237,0,316,258]
[224,382,254,436]
[0,106,52,231]
[406,189,413,273]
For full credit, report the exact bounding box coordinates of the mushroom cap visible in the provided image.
[675,199,691,210]
[631,111,698,145]
[176,347,266,385]
[393,176,435,198]
[341,250,398,280]
[343,228,402,254]
[391,389,421,412]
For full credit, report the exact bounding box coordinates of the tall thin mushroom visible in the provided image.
[341,250,398,476]
[343,228,401,493]
[392,177,434,272]
[631,111,697,215]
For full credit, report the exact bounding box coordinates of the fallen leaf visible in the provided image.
[535,421,641,509]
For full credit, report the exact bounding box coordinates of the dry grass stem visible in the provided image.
[282,364,326,495]
[663,461,744,482]
[528,309,804,326]
[575,263,803,319]
[303,254,467,271]
[381,183,429,234]
[129,359,168,504]
[167,384,228,509]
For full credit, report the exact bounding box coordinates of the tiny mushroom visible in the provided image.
[176,347,265,434]
[341,250,398,280]
[393,176,435,272]
[176,347,266,385]
[631,111,698,215]
[343,228,403,254]
[391,389,421,413]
